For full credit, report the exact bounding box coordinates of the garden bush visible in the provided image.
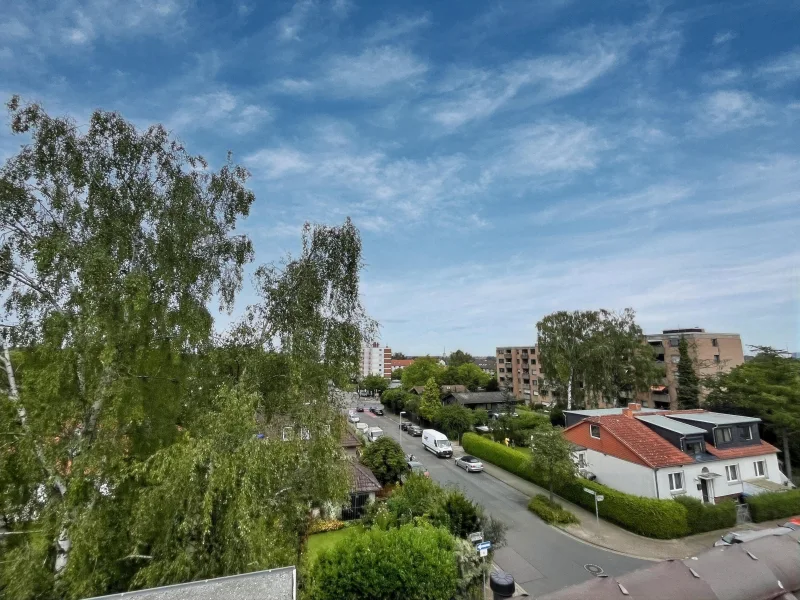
[528,494,578,525]
[747,489,800,522]
[307,519,346,534]
[675,496,736,533]
[462,433,690,539]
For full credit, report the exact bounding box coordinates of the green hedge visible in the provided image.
[748,489,800,522]
[528,494,578,525]
[675,496,737,534]
[462,433,690,539]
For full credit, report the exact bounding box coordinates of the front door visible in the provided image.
[700,479,710,503]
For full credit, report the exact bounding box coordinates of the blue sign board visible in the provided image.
[476,541,492,551]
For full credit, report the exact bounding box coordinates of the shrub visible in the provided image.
[359,437,407,486]
[528,494,579,525]
[437,491,482,539]
[462,433,690,539]
[307,524,459,600]
[674,496,736,534]
[308,519,346,534]
[747,489,800,522]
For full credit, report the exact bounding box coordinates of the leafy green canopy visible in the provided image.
[360,437,407,486]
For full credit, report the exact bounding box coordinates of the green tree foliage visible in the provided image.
[529,425,577,502]
[705,347,800,480]
[381,388,410,414]
[472,408,489,426]
[485,377,500,391]
[392,352,407,360]
[404,396,420,418]
[676,336,700,409]
[528,495,578,525]
[419,377,442,423]
[0,99,375,598]
[307,524,459,600]
[400,356,444,389]
[457,362,491,391]
[361,374,388,396]
[447,350,474,368]
[390,368,403,380]
[434,404,474,441]
[360,437,407,486]
[438,491,482,539]
[537,309,658,409]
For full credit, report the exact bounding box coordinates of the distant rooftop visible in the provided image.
[669,412,761,425]
[636,414,708,435]
[564,407,662,417]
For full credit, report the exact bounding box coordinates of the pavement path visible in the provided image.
[350,404,650,597]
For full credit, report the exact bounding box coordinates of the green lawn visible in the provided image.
[306,526,364,562]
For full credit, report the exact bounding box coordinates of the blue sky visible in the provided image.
[2,0,799,355]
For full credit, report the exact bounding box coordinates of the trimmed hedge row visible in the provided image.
[674,496,736,534]
[462,433,690,539]
[748,489,800,522]
[528,494,579,525]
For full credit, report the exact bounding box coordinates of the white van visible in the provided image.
[366,427,383,443]
[354,422,368,433]
[422,429,453,458]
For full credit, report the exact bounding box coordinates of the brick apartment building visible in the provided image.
[495,346,542,402]
[640,328,744,409]
[360,342,392,379]
[497,327,744,408]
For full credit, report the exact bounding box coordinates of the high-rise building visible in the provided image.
[495,346,541,402]
[642,328,744,409]
[360,342,392,379]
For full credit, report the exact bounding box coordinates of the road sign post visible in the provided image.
[475,541,492,600]
[584,488,603,524]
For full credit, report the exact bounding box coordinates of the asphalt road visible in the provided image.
[349,403,650,597]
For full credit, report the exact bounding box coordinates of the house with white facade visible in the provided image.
[563,403,789,504]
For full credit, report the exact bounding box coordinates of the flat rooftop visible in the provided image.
[636,414,708,435]
[564,407,663,417]
[668,412,761,425]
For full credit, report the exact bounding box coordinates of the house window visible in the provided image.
[738,425,752,441]
[576,452,587,468]
[712,338,719,347]
[715,427,733,444]
[668,472,684,492]
[590,424,601,439]
[753,460,766,477]
[669,338,680,347]
[726,464,739,482]
[282,426,294,442]
[714,355,720,364]
[300,427,311,441]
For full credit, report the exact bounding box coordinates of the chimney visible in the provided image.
[622,403,642,418]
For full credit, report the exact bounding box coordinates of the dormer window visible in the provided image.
[738,425,752,441]
[715,427,732,444]
[590,424,601,439]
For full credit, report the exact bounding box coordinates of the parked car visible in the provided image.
[779,517,800,530]
[348,414,360,423]
[475,425,491,433]
[355,422,368,432]
[714,527,792,547]
[356,406,364,412]
[422,429,453,458]
[406,461,430,478]
[454,455,484,472]
[371,407,384,416]
[365,427,383,443]
[408,425,423,437]
[400,422,410,431]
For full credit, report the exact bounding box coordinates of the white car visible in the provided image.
[454,455,484,472]
[348,414,360,423]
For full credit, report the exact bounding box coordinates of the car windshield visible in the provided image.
[721,533,736,544]
[435,440,451,448]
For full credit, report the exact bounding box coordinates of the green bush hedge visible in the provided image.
[528,495,578,525]
[747,489,800,522]
[675,496,737,533]
[462,433,690,539]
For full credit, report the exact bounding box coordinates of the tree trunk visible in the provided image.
[567,369,573,410]
[783,427,793,482]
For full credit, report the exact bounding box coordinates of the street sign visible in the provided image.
[583,487,596,495]
[595,495,604,502]
[479,549,488,557]
[469,532,484,543]
[476,541,492,551]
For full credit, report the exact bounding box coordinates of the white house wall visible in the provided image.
[582,449,656,497]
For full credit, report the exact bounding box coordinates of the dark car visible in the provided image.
[356,406,364,412]
[400,422,410,431]
[408,425,423,437]
[371,407,384,416]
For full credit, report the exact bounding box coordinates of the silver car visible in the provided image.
[713,527,792,547]
[454,455,484,472]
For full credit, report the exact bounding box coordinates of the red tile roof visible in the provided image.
[568,415,695,468]
[706,440,778,459]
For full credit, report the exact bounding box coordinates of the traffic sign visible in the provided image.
[469,532,484,543]
[595,495,604,502]
[583,487,596,495]
[479,549,488,557]
[476,541,492,551]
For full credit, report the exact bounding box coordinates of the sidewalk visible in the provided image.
[452,442,766,560]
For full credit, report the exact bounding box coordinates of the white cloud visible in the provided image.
[697,90,765,133]
[713,31,737,45]
[325,46,428,96]
[0,18,31,39]
[246,148,311,179]
[366,14,431,43]
[170,92,271,136]
[331,0,354,18]
[758,48,800,87]
[273,78,315,93]
[276,0,316,42]
[701,68,742,86]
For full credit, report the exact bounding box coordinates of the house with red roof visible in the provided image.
[563,403,789,504]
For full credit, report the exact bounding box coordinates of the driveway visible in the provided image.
[352,407,650,597]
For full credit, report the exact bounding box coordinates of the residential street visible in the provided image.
[351,404,651,597]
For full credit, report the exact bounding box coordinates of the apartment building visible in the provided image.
[360,342,393,379]
[641,328,744,410]
[495,346,541,401]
